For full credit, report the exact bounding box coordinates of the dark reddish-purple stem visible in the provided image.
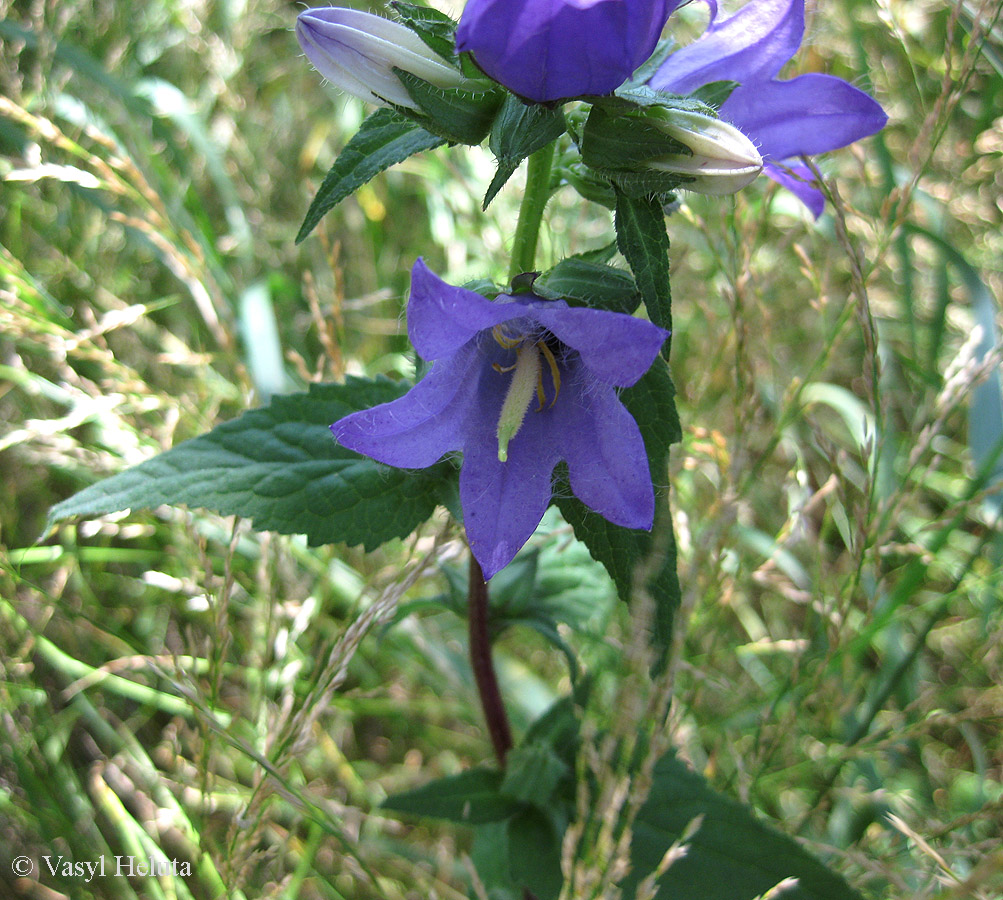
[468,555,513,767]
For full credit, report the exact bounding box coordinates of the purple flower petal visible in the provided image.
[408,259,523,361]
[721,75,888,161]
[553,368,655,529]
[651,0,804,94]
[457,0,679,102]
[764,162,826,218]
[529,304,669,387]
[331,345,481,468]
[459,390,562,579]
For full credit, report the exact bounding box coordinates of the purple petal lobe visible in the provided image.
[721,75,888,161]
[764,162,826,218]
[407,259,524,360]
[331,346,481,468]
[529,305,668,387]
[457,0,679,102]
[459,386,562,579]
[554,369,655,529]
[651,0,804,94]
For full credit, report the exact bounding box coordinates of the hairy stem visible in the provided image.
[508,140,557,281]
[468,555,513,767]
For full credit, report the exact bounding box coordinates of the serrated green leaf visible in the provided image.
[556,362,681,666]
[614,189,672,345]
[296,109,443,243]
[390,1,458,62]
[46,379,455,551]
[395,69,503,145]
[484,96,566,208]
[535,257,642,315]
[500,743,569,808]
[624,753,865,900]
[382,768,522,825]
[506,808,564,900]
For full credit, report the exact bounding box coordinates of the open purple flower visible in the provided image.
[456,0,681,103]
[332,260,669,579]
[649,0,887,216]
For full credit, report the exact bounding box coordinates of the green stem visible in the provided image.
[508,141,557,282]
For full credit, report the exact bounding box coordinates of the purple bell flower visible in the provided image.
[331,259,669,579]
[456,0,682,103]
[649,0,887,216]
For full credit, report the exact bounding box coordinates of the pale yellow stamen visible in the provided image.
[537,341,562,410]
[492,324,522,349]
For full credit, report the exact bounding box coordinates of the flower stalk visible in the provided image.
[468,556,513,767]
[508,141,557,280]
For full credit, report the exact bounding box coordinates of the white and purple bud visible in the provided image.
[642,107,763,195]
[296,7,471,110]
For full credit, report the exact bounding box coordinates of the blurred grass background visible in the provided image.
[2,0,1002,897]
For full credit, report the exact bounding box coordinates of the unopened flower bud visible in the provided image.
[296,7,471,110]
[643,107,763,195]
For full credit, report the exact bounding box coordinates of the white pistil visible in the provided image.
[496,344,541,462]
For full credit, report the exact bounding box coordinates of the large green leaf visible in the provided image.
[46,379,455,550]
[296,109,443,243]
[625,753,865,900]
[382,768,521,825]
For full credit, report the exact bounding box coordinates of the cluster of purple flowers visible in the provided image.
[296,0,887,579]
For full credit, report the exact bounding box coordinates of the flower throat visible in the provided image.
[491,325,562,462]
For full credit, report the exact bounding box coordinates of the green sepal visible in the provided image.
[45,379,456,552]
[690,79,740,110]
[484,96,566,208]
[582,103,690,171]
[561,160,617,208]
[296,109,443,243]
[395,69,504,145]
[390,1,458,63]
[534,256,642,315]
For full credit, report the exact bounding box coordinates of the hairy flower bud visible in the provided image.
[296,7,470,109]
[582,101,763,196]
[642,107,763,195]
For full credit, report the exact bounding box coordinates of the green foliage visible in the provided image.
[484,96,566,208]
[296,108,444,243]
[395,70,504,144]
[391,1,460,62]
[613,190,673,341]
[626,753,865,900]
[4,0,1003,898]
[47,379,456,551]
[535,255,642,315]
